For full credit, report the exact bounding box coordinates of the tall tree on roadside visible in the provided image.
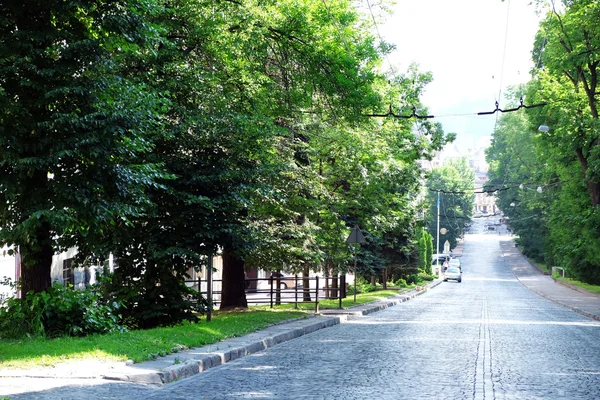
[0,1,170,296]
[426,158,474,251]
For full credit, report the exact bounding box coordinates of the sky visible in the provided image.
[375,0,545,150]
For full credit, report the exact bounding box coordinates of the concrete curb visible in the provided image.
[115,282,442,385]
[0,282,441,386]
[111,316,342,385]
[553,277,600,298]
[501,241,600,322]
[518,284,600,322]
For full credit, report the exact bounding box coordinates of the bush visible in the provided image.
[0,281,127,339]
[348,277,377,295]
[406,273,424,285]
[394,278,408,288]
[418,273,435,282]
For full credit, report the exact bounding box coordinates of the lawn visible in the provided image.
[556,277,600,295]
[0,310,305,370]
[0,288,409,370]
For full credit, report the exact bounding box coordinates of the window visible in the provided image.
[63,258,75,287]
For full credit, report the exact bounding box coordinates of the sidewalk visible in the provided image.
[0,280,442,389]
[500,239,600,321]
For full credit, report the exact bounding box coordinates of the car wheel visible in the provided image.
[458,278,462,283]
[443,279,448,282]
[281,283,288,289]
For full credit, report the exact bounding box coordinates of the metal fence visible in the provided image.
[187,275,347,320]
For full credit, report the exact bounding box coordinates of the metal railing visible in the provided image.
[187,275,347,320]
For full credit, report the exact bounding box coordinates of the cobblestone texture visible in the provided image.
[3,231,600,399]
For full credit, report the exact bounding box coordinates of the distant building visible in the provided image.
[423,136,496,215]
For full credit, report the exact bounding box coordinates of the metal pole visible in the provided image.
[207,256,213,322]
[315,276,319,313]
[353,252,357,303]
[338,275,342,309]
[436,191,440,276]
[270,275,274,308]
[294,274,298,309]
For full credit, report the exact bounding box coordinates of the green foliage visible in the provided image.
[394,278,409,288]
[0,0,455,318]
[97,268,209,330]
[418,228,434,274]
[0,280,126,339]
[348,277,377,295]
[0,310,305,369]
[425,158,474,250]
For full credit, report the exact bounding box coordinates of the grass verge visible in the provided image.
[251,287,413,311]
[0,310,304,370]
[1,287,420,370]
[555,277,600,295]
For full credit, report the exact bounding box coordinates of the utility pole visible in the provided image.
[436,191,440,276]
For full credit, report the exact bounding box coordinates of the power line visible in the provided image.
[364,0,396,76]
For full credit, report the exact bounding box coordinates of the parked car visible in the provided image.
[269,272,299,289]
[443,267,462,283]
[432,254,450,265]
[448,258,461,271]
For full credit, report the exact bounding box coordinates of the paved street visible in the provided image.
[4,221,600,400]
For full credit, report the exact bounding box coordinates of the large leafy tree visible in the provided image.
[485,90,551,263]
[522,0,600,282]
[0,1,170,296]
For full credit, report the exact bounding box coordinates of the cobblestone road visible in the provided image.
[6,231,600,399]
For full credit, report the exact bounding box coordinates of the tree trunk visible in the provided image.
[219,249,248,310]
[382,268,388,290]
[19,219,53,297]
[302,265,311,302]
[575,147,600,206]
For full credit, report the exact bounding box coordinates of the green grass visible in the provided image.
[0,288,420,370]
[0,310,304,370]
[556,277,600,295]
[251,288,412,311]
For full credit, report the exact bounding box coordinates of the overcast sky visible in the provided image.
[376,0,544,150]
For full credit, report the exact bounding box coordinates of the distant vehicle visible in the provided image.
[448,258,461,271]
[432,254,450,265]
[268,272,299,289]
[443,267,462,283]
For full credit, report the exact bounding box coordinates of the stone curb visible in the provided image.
[501,241,600,322]
[114,282,442,385]
[1,282,442,386]
[321,280,443,317]
[517,284,600,322]
[112,316,342,385]
[553,277,600,298]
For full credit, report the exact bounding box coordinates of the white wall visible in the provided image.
[0,246,16,300]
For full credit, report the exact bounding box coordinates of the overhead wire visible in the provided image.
[365,0,396,76]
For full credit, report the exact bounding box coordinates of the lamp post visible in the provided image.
[436,191,440,275]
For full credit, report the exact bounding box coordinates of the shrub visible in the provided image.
[418,272,435,282]
[394,278,408,288]
[0,281,127,339]
[349,277,377,294]
[406,273,424,285]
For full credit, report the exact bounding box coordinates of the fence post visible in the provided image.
[207,256,213,322]
[338,275,342,309]
[315,275,319,313]
[294,274,298,309]
[270,276,274,308]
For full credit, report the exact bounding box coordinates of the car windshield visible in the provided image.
[446,267,460,273]
[449,259,460,266]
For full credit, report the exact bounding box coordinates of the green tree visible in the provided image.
[426,158,475,251]
[0,0,170,296]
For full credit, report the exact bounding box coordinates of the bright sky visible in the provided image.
[377,0,544,150]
